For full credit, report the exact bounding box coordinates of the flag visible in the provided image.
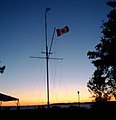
[56,26,69,37]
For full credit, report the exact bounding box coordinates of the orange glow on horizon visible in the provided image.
[1,96,115,106]
[0,79,93,106]
[1,94,93,106]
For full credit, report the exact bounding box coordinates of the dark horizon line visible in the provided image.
[1,100,116,107]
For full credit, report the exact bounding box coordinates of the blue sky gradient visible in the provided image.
[0,0,110,105]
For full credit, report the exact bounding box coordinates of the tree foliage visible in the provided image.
[0,61,6,74]
[87,1,116,101]
[0,65,6,74]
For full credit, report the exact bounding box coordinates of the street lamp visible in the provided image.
[77,91,80,107]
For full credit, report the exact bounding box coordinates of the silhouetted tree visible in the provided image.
[87,1,116,101]
[0,61,5,74]
[0,65,5,74]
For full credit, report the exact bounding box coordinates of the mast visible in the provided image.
[45,8,50,109]
[30,8,63,109]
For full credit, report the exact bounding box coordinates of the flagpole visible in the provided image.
[30,8,65,109]
[49,27,56,56]
[45,8,50,109]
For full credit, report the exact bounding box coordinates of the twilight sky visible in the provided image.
[0,0,110,106]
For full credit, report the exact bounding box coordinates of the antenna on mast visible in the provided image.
[30,8,63,109]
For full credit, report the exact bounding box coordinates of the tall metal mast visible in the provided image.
[30,8,63,109]
[45,8,50,109]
